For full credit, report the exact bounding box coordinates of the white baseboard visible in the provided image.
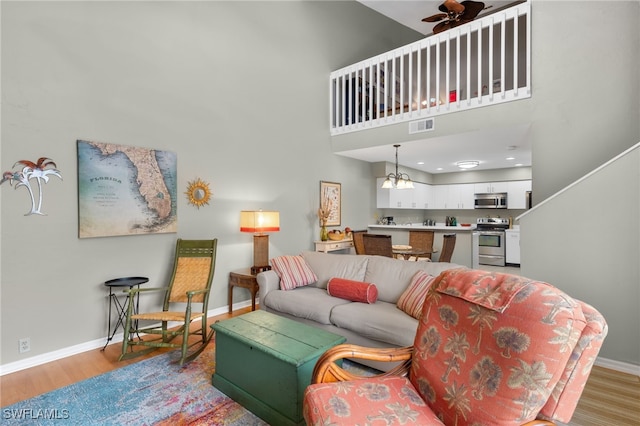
[3,301,638,379]
[595,357,640,376]
[0,303,249,376]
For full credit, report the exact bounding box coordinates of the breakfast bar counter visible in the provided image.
[368,224,477,232]
[367,224,476,267]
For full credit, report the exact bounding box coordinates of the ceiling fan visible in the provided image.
[422,0,490,34]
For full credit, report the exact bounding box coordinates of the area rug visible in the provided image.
[3,343,378,425]
[3,344,266,426]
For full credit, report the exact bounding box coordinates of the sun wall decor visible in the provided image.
[185,178,212,209]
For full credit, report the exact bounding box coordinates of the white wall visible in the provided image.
[519,146,640,367]
[0,1,421,366]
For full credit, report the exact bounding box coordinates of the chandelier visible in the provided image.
[381,144,414,189]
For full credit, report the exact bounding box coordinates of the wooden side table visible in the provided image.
[228,268,259,313]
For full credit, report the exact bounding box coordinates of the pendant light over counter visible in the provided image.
[381,144,414,189]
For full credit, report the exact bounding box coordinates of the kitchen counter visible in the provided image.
[369,224,477,231]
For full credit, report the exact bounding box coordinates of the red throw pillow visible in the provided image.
[327,277,378,304]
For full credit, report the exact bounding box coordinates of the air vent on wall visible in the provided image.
[408,118,435,134]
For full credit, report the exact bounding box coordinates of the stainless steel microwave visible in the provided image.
[474,192,508,209]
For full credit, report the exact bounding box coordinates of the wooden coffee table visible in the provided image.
[212,310,346,426]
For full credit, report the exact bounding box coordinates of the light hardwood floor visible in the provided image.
[0,307,252,407]
[1,306,639,425]
[565,366,640,426]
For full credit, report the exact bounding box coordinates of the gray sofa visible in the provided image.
[257,251,462,370]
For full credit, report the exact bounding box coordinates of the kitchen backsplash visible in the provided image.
[375,209,527,226]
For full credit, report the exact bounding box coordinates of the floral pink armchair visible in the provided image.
[303,268,607,426]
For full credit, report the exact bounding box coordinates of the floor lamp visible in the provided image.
[240,210,280,274]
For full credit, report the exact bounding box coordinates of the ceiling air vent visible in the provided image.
[408,118,435,134]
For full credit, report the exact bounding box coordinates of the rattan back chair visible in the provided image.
[120,238,217,365]
[408,230,435,260]
[362,234,394,258]
[437,234,456,263]
[351,229,368,255]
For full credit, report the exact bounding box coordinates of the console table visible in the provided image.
[314,238,354,253]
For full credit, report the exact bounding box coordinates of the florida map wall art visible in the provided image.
[1,157,62,216]
[77,140,177,238]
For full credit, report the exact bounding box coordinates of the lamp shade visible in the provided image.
[240,211,280,233]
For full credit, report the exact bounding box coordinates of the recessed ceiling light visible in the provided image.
[437,167,443,171]
[506,157,515,160]
[417,161,424,165]
[515,163,523,167]
[456,161,480,169]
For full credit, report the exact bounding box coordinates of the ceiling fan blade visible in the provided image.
[459,0,485,20]
[422,13,448,23]
[433,20,454,34]
[442,0,466,14]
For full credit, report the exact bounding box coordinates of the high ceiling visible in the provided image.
[338,0,530,175]
[357,0,521,36]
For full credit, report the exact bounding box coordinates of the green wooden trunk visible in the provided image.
[212,310,346,426]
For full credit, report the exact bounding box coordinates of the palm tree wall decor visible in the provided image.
[1,157,62,216]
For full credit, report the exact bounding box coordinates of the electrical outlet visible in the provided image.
[19,337,30,353]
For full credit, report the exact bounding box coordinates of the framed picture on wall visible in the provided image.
[77,140,177,238]
[320,181,341,226]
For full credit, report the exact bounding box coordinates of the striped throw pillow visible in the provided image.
[271,255,318,291]
[397,271,436,319]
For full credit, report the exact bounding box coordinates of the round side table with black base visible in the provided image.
[102,276,149,351]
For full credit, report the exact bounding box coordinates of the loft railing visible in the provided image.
[330,1,531,135]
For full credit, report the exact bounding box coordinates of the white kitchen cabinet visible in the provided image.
[424,183,435,209]
[413,182,433,209]
[445,184,475,209]
[444,185,460,209]
[457,184,475,209]
[507,180,532,209]
[390,187,413,208]
[433,185,449,209]
[377,179,529,210]
[505,229,521,264]
[474,181,508,193]
[423,184,475,210]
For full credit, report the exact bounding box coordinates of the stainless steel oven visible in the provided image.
[476,218,509,266]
